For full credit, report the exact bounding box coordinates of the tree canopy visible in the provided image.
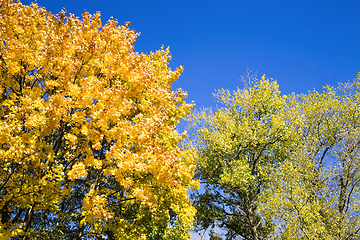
[264,76,360,239]
[0,1,198,239]
[187,73,360,239]
[186,73,298,240]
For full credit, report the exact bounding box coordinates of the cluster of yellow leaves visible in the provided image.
[0,1,198,239]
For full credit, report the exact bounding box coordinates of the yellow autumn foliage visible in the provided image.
[0,1,198,239]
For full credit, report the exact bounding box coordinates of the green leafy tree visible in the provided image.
[187,72,360,239]
[264,75,360,239]
[186,73,298,240]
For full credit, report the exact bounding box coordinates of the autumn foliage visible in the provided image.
[0,1,198,239]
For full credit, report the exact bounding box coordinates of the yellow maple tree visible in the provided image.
[0,1,198,239]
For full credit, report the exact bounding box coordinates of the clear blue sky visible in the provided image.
[21,0,360,109]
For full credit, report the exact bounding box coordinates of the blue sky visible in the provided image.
[22,0,360,110]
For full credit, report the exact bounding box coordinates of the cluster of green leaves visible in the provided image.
[187,73,360,240]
